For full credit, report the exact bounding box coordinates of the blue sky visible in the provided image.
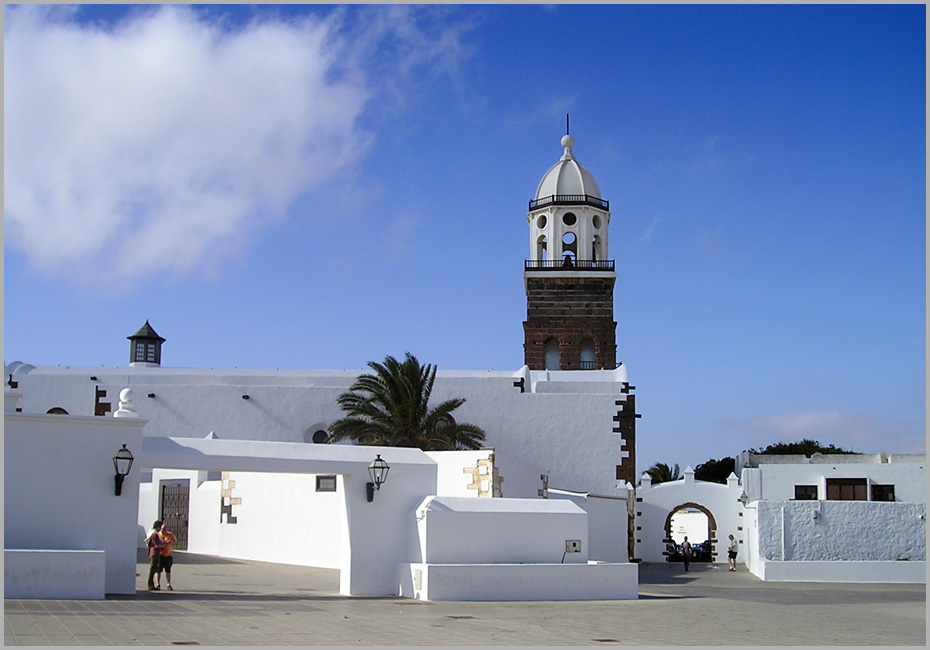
[4,4,926,471]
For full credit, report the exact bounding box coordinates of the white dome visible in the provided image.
[535,135,602,201]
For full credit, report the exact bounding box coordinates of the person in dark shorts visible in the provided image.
[145,521,165,590]
[681,536,692,572]
[156,522,177,590]
[727,534,738,571]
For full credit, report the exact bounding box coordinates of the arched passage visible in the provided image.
[663,502,718,562]
[543,338,560,370]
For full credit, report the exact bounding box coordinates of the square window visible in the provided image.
[316,475,337,492]
[871,484,895,502]
[794,485,818,500]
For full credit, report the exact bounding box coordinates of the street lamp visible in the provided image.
[366,454,390,502]
[113,444,134,496]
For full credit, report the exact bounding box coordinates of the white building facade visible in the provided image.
[635,454,926,583]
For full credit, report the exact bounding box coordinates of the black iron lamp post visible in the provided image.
[366,454,390,502]
[113,444,134,496]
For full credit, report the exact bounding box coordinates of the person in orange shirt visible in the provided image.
[156,523,178,591]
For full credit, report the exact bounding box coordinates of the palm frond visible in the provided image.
[326,352,486,451]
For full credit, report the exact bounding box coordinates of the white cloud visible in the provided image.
[3,5,473,290]
[718,410,926,455]
[639,216,659,242]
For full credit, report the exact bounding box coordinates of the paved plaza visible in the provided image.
[4,552,926,646]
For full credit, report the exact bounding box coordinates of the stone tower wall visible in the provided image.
[523,275,617,370]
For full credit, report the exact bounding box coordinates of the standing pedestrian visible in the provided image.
[681,536,692,572]
[727,534,738,571]
[145,520,165,590]
[156,522,177,591]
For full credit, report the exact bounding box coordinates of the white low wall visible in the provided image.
[401,562,639,601]
[415,496,588,564]
[4,412,145,595]
[758,559,926,583]
[5,550,106,599]
[753,500,926,561]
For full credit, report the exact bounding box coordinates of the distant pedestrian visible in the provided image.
[681,536,692,572]
[727,534,738,571]
[156,523,177,591]
[146,521,165,590]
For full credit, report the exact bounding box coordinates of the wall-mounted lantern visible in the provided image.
[113,444,134,496]
[366,454,390,502]
[738,491,749,505]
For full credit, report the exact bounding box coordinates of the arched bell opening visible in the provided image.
[580,337,596,370]
[543,338,561,371]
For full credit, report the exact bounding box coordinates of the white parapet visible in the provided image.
[401,561,639,601]
[5,550,107,599]
[757,559,926,584]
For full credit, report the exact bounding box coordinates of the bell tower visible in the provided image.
[523,127,617,371]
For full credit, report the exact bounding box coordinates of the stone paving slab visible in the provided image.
[4,553,926,646]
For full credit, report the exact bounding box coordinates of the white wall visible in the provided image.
[549,489,629,562]
[404,562,639,601]
[750,500,926,562]
[4,411,145,595]
[427,449,547,499]
[140,468,345,569]
[756,559,926,583]
[5,550,107,599]
[9,364,632,498]
[428,450,496,497]
[138,436,440,596]
[669,510,708,544]
[415,496,588,564]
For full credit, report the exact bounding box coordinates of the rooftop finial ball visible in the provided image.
[561,134,575,149]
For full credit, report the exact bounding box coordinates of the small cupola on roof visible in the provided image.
[532,134,606,211]
[128,320,165,367]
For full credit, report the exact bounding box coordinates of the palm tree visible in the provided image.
[646,462,681,484]
[327,352,487,450]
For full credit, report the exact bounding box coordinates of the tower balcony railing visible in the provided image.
[529,194,609,211]
[525,259,615,271]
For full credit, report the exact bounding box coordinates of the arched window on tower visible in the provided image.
[543,338,560,371]
[580,337,596,370]
[537,235,548,261]
[592,235,601,262]
[562,231,576,267]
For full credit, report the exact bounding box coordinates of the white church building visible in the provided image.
[5,132,642,600]
[5,131,924,599]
